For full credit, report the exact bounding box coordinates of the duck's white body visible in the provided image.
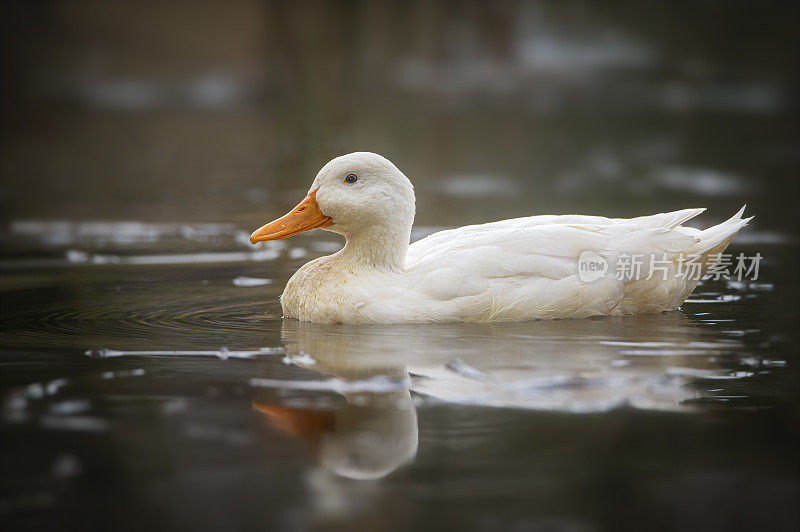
[252,153,750,324]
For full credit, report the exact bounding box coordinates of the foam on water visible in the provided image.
[85,348,283,359]
[233,276,273,287]
[8,220,238,246]
[665,367,755,380]
[282,353,317,366]
[101,368,146,379]
[250,376,412,394]
[684,295,742,303]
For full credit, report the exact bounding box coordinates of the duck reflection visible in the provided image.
[253,312,736,479]
[253,321,418,480]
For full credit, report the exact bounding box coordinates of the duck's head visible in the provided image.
[250,152,415,244]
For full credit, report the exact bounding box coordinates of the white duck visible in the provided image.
[250,152,750,324]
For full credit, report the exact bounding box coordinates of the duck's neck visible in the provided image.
[336,225,410,272]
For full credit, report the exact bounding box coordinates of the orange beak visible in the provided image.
[250,188,333,244]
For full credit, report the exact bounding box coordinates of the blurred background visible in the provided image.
[2,0,799,232]
[1,1,799,531]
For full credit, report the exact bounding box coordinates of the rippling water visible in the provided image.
[2,223,798,530]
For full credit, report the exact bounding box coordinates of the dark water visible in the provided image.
[2,1,800,531]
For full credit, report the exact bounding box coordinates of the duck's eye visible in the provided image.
[344,174,358,184]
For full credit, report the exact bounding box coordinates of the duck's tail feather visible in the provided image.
[650,206,752,312]
[674,205,752,299]
[688,205,751,259]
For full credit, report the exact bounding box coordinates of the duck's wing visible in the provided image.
[406,208,706,266]
[403,208,741,321]
[406,208,705,268]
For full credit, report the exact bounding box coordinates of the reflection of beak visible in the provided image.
[253,401,334,452]
[250,187,333,244]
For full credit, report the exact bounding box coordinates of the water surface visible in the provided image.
[2,226,798,531]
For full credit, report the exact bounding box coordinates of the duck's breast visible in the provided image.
[281,258,398,323]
